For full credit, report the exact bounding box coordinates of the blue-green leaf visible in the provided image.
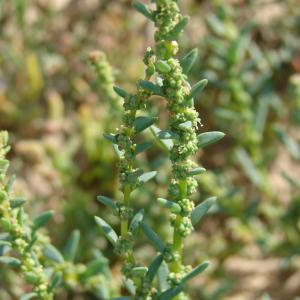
[138,171,157,183]
[197,131,225,148]
[141,223,164,252]
[136,141,153,154]
[33,211,54,230]
[95,217,118,246]
[188,167,206,176]
[97,196,118,214]
[146,254,164,283]
[113,86,128,98]
[129,209,144,235]
[49,272,62,291]
[182,261,209,282]
[103,133,117,144]
[132,1,153,21]
[191,197,216,226]
[157,198,181,214]
[169,16,189,38]
[10,197,25,209]
[139,80,163,96]
[181,48,198,74]
[159,284,184,300]
[43,245,65,264]
[157,130,179,139]
[188,79,208,100]
[20,293,38,300]
[63,230,80,262]
[133,116,157,133]
[0,256,21,267]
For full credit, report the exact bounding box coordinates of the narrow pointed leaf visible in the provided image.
[157,130,179,139]
[141,223,164,252]
[129,209,144,235]
[138,171,157,183]
[10,197,25,209]
[103,133,117,144]
[191,197,216,226]
[63,230,80,262]
[133,116,157,133]
[127,169,144,183]
[146,254,164,283]
[181,48,198,74]
[188,79,208,100]
[20,293,38,300]
[158,262,170,292]
[157,198,181,213]
[150,126,173,151]
[132,1,153,21]
[136,141,153,154]
[169,16,189,38]
[178,121,192,130]
[33,211,54,230]
[50,272,62,291]
[5,175,16,193]
[197,131,225,148]
[43,245,65,264]
[139,80,163,96]
[0,256,21,267]
[159,284,184,300]
[182,261,209,282]
[188,167,206,176]
[95,217,118,246]
[97,196,118,214]
[113,86,128,98]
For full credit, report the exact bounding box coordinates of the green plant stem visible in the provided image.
[121,184,132,237]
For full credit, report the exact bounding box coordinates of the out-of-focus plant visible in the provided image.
[0,132,115,299]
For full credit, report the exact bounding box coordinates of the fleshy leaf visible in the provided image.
[157,198,181,214]
[63,230,80,262]
[197,131,225,148]
[181,48,198,74]
[146,254,164,283]
[182,261,209,282]
[169,16,189,38]
[136,141,153,154]
[97,196,118,214]
[95,217,118,246]
[0,256,21,267]
[139,80,163,96]
[33,211,54,230]
[10,197,25,209]
[20,293,38,300]
[141,223,164,252]
[138,171,157,183]
[103,133,117,144]
[191,197,216,226]
[113,86,128,98]
[188,167,206,176]
[129,209,144,235]
[132,1,153,21]
[188,79,208,100]
[133,116,157,133]
[43,245,65,264]
[131,266,148,276]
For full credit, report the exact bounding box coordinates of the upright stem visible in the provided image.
[121,184,131,237]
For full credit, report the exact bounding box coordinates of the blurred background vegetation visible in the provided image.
[0,0,300,299]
